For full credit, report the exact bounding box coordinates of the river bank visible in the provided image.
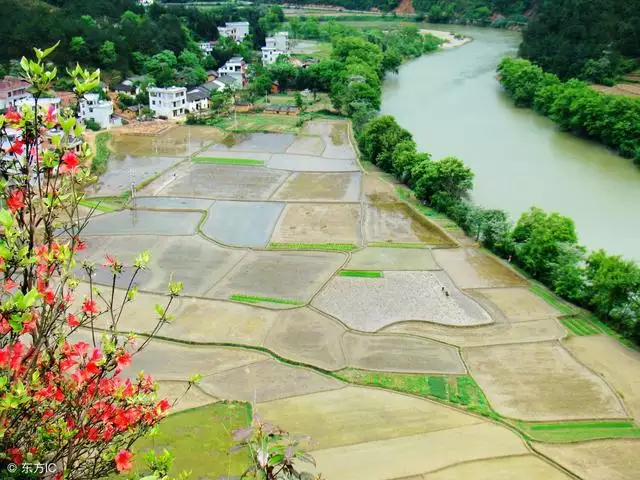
[420,28,471,48]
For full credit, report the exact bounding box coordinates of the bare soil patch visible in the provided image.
[383,318,566,347]
[271,172,361,202]
[268,153,358,171]
[475,287,562,321]
[564,335,640,421]
[313,271,491,331]
[209,250,345,303]
[159,164,289,200]
[128,342,267,380]
[286,136,325,155]
[422,455,570,480]
[308,423,528,480]
[342,332,465,374]
[347,247,440,271]
[271,203,360,244]
[464,342,627,421]
[258,387,482,450]
[198,359,343,402]
[363,174,399,203]
[433,249,526,289]
[534,439,640,480]
[263,308,346,371]
[366,203,452,245]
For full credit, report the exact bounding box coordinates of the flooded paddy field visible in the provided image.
[78,118,636,479]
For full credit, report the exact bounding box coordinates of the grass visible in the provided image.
[339,270,383,278]
[268,242,357,252]
[192,156,264,166]
[333,369,494,417]
[528,283,575,315]
[513,419,640,443]
[80,194,129,212]
[367,242,428,249]
[395,187,448,219]
[229,294,304,306]
[561,315,602,336]
[216,113,301,134]
[91,132,112,175]
[132,401,251,478]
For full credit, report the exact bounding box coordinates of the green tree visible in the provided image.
[512,207,579,282]
[413,156,474,205]
[99,40,117,67]
[381,48,403,75]
[359,115,412,170]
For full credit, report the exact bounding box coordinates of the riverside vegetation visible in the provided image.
[498,57,640,165]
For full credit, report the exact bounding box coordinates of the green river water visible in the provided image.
[381,25,640,261]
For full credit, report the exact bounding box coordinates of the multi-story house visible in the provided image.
[79,93,114,129]
[148,87,187,119]
[217,57,247,87]
[217,22,250,43]
[0,76,30,110]
[261,32,290,65]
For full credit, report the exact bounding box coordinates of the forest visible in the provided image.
[519,0,640,82]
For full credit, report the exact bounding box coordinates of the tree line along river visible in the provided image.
[381,25,640,262]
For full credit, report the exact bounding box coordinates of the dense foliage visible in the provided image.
[520,0,640,82]
[498,57,640,165]
[0,0,284,87]
[357,115,640,344]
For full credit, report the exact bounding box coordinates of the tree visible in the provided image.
[512,207,579,282]
[99,41,118,67]
[381,48,403,75]
[294,91,306,113]
[210,90,232,115]
[359,115,412,170]
[70,36,88,60]
[413,156,474,205]
[0,46,185,478]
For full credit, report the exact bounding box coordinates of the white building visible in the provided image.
[79,93,114,129]
[218,57,247,87]
[148,87,187,119]
[186,88,210,112]
[15,96,61,115]
[218,21,250,43]
[0,77,30,110]
[199,42,214,55]
[262,32,290,65]
[261,47,285,65]
[137,0,154,6]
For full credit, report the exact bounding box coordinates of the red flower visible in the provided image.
[74,341,90,356]
[0,317,10,334]
[156,398,171,415]
[104,254,117,267]
[4,106,21,124]
[67,313,80,328]
[59,151,79,174]
[7,447,22,464]
[82,298,100,315]
[6,189,25,213]
[116,351,132,369]
[115,450,133,473]
[3,279,18,292]
[45,104,56,124]
[7,139,24,156]
[43,288,55,306]
[73,236,86,251]
[60,358,77,372]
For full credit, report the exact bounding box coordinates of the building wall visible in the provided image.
[149,88,187,118]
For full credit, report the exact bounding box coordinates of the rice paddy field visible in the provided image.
[82,119,640,479]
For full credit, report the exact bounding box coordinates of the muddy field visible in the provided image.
[271,172,362,202]
[433,249,527,289]
[347,247,440,271]
[365,203,452,245]
[474,287,562,321]
[464,342,627,420]
[271,203,361,244]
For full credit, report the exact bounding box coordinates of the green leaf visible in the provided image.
[0,210,13,228]
[154,304,165,316]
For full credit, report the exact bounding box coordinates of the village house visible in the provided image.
[15,96,62,114]
[78,93,115,129]
[217,57,247,87]
[0,76,30,110]
[148,86,187,119]
[186,87,210,112]
[262,32,290,65]
[217,21,250,43]
[198,41,215,56]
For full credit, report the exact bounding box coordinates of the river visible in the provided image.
[381,25,640,261]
